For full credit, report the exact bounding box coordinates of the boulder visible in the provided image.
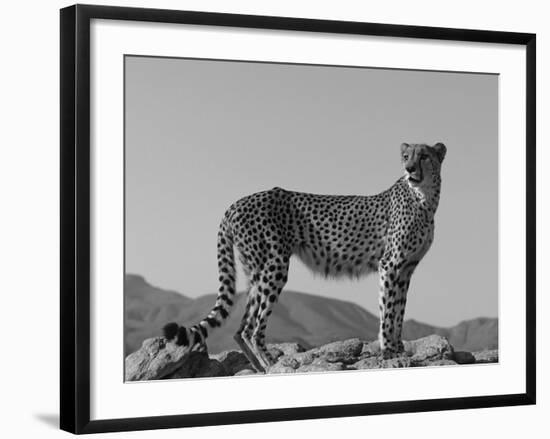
[125,334,493,380]
[166,354,227,379]
[268,342,306,357]
[125,337,193,381]
[352,357,381,370]
[291,351,316,366]
[409,335,454,362]
[234,369,257,376]
[360,340,380,357]
[298,360,345,373]
[472,349,499,363]
[353,355,412,369]
[424,359,459,366]
[211,350,252,375]
[275,356,301,369]
[453,351,476,364]
[268,364,297,374]
[310,338,364,364]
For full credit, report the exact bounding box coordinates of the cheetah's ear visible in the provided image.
[433,142,447,162]
[400,143,409,154]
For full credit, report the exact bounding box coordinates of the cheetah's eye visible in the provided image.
[403,155,409,161]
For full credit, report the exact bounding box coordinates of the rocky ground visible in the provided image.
[125,334,498,381]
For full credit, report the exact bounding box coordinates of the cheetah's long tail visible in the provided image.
[163,217,236,351]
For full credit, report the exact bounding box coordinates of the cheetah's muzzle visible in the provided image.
[407,168,423,184]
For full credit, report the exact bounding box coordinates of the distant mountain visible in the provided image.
[124,274,498,356]
[125,274,193,356]
[403,318,498,352]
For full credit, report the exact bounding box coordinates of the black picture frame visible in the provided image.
[60,4,536,434]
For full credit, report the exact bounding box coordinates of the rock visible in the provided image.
[125,334,473,380]
[267,347,285,361]
[453,351,476,364]
[360,340,380,357]
[424,359,458,366]
[472,349,499,363]
[195,360,227,378]
[125,337,194,381]
[268,342,305,357]
[211,350,252,375]
[401,340,415,355]
[311,338,364,364]
[234,369,257,376]
[353,357,381,370]
[167,355,227,379]
[268,364,297,374]
[291,351,316,366]
[298,360,345,373]
[409,335,454,362]
[352,355,412,369]
[276,356,301,369]
[353,355,459,370]
[380,356,413,368]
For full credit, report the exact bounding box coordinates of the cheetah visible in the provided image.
[163,142,447,372]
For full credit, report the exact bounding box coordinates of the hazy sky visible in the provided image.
[125,55,498,327]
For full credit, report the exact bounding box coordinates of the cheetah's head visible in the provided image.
[400,142,446,187]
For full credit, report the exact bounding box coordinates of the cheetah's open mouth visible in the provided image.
[408,171,423,184]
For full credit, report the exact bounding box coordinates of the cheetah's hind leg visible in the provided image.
[247,264,288,372]
[233,290,266,373]
[233,332,265,373]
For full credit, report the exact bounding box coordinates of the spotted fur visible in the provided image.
[164,142,447,371]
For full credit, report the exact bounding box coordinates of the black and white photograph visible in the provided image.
[1,0,545,436]
[52,2,537,435]
[124,56,499,381]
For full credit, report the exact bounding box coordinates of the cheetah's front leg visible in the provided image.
[378,259,418,358]
[391,261,418,353]
[377,261,401,359]
[392,284,409,354]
